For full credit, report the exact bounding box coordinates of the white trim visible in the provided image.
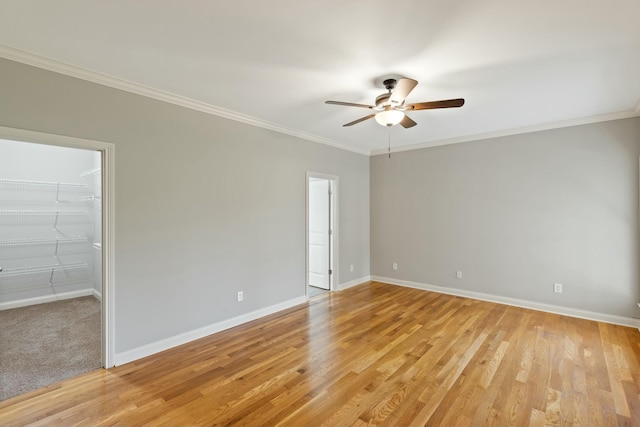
[0,125,116,368]
[337,276,371,291]
[0,44,368,156]
[0,288,95,311]
[0,125,113,151]
[102,138,116,368]
[371,109,640,156]
[371,276,640,328]
[92,288,102,302]
[114,295,307,366]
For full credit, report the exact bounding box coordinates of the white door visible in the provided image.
[308,179,330,289]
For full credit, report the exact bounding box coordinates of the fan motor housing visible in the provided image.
[375,93,391,108]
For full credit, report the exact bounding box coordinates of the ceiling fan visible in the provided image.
[325,78,464,128]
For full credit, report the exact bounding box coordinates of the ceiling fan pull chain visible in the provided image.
[388,126,391,158]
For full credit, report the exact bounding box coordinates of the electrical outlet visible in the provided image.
[456,271,462,279]
[392,262,398,271]
[350,264,354,272]
[237,291,244,302]
[554,283,563,294]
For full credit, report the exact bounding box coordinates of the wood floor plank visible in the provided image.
[600,323,633,418]
[1,281,639,426]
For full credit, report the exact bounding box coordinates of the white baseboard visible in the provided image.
[0,288,95,311]
[337,275,371,291]
[114,295,308,366]
[92,288,102,301]
[371,276,640,329]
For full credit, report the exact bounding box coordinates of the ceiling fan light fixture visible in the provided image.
[375,109,405,126]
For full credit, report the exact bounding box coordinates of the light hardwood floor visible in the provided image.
[1,281,639,426]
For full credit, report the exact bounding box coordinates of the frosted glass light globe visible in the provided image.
[375,109,405,126]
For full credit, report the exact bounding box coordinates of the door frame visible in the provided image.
[0,125,115,368]
[305,171,338,299]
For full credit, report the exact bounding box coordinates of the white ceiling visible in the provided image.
[1,0,639,155]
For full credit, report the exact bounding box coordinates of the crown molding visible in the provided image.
[371,109,640,156]
[2,44,638,158]
[0,44,369,156]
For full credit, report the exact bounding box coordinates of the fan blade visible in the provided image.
[389,78,418,105]
[343,114,375,127]
[326,100,374,109]
[406,98,465,111]
[400,115,417,128]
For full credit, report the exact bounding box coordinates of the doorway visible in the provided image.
[0,127,114,400]
[306,173,337,299]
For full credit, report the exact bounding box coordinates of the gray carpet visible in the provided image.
[0,296,101,401]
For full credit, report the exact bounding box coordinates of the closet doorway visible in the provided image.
[0,136,108,401]
[306,172,338,299]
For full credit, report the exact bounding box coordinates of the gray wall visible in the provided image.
[1,52,638,354]
[0,58,370,353]
[372,118,640,318]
